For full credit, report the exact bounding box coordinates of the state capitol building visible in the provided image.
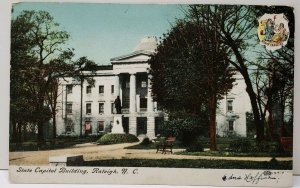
[56,36,251,138]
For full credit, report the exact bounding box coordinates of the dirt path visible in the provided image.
[9,142,292,166]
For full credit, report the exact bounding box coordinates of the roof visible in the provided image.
[96,65,113,70]
[133,36,158,52]
[110,36,158,63]
[81,65,113,71]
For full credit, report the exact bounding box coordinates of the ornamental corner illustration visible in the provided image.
[258,13,290,51]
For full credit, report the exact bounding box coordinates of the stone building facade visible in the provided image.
[56,37,164,139]
[216,71,251,137]
[56,36,250,138]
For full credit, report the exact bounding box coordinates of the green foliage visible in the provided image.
[10,10,74,142]
[253,141,283,154]
[186,142,204,152]
[10,10,98,143]
[149,6,236,150]
[96,134,139,145]
[9,135,101,151]
[228,139,252,152]
[140,137,152,146]
[80,159,292,170]
[149,19,235,115]
[160,116,208,145]
[246,112,256,138]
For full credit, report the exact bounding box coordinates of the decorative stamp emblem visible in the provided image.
[258,14,289,51]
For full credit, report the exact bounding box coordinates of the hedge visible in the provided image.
[96,133,139,145]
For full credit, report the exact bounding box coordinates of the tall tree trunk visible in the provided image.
[243,69,265,141]
[37,121,44,146]
[230,44,265,141]
[52,113,56,144]
[22,123,26,142]
[37,96,45,146]
[80,78,83,137]
[17,123,22,145]
[267,107,274,140]
[11,119,17,143]
[209,93,217,151]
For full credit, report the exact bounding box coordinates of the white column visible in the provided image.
[129,73,136,113]
[114,74,120,97]
[147,74,154,113]
[147,116,155,139]
[136,94,140,112]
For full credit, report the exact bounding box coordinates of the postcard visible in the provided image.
[9,1,294,186]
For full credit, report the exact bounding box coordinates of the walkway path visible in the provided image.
[9,142,292,166]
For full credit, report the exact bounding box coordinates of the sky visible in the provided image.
[12,3,186,65]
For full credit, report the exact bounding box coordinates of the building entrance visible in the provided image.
[137,117,147,135]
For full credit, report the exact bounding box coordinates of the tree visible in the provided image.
[149,20,234,150]
[11,10,40,143]
[11,10,76,144]
[253,6,294,139]
[72,57,97,137]
[183,5,267,141]
[183,5,294,142]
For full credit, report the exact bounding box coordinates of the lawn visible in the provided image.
[9,135,100,151]
[124,141,184,150]
[125,137,250,150]
[175,150,292,157]
[78,158,292,170]
[126,137,291,157]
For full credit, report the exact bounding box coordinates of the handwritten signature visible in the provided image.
[222,171,280,184]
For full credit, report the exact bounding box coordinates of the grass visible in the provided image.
[124,141,184,150]
[78,158,292,170]
[9,135,100,152]
[175,150,292,157]
[125,137,252,150]
[126,137,291,157]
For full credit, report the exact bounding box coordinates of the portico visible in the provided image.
[109,36,160,138]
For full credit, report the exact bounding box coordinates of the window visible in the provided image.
[141,81,147,88]
[111,102,115,114]
[140,97,147,109]
[227,100,233,111]
[98,121,104,132]
[66,103,72,114]
[126,82,130,88]
[99,103,104,114]
[111,85,114,94]
[228,121,234,131]
[86,86,91,94]
[84,121,92,135]
[86,103,92,114]
[66,85,73,94]
[99,85,104,94]
[66,118,74,132]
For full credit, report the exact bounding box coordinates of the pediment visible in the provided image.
[110,50,154,63]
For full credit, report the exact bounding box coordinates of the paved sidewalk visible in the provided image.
[9,142,292,166]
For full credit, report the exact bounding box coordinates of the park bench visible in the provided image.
[280,137,293,153]
[156,137,176,154]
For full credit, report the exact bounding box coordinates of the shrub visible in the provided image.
[186,144,204,152]
[253,141,282,153]
[140,137,152,146]
[160,115,208,145]
[96,133,139,145]
[228,139,252,152]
